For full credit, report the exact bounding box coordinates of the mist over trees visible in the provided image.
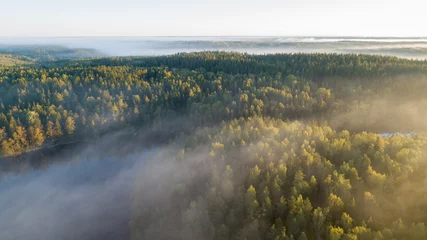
[131,117,426,240]
[1,51,427,240]
[2,37,427,58]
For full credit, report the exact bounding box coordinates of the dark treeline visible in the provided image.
[1,51,427,240]
[47,52,427,78]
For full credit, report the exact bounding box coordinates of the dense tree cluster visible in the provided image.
[2,52,427,156]
[131,117,427,240]
[0,65,329,156]
[0,62,334,156]
[0,54,33,66]
[131,117,426,240]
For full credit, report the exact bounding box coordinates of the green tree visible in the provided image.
[313,207,327,240]
[329,226,344,240]
[246,185,259,219]
[65,116,75,135]
[28,126,45,147]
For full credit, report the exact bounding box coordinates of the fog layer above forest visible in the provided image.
[2,37,427,58]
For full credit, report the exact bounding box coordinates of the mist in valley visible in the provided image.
[0,137,141,240]
[0,122,220,240]
[2,37,427,59]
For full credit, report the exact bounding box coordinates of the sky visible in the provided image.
[1,0,426,37]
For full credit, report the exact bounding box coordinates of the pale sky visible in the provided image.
[1,0,426,37]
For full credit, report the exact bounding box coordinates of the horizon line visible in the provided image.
[1,35,427,38]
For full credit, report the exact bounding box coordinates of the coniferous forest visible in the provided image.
[2,51,427,240]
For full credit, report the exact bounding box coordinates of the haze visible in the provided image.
[1,0,426,37]
[3,1,427,240]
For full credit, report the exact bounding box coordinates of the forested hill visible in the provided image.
[1,52,427,157]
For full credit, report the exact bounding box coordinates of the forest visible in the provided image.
[1,51,427,240]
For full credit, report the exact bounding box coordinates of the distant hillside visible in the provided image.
[0,45,105,61]
[0,54,33,66]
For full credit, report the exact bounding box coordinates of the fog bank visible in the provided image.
[0,147,146,240]
[1,37,427,58]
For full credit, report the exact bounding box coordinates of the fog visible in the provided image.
[0,113,214,240]
[324,75,427,134]
[0,146,141,240]
[1,37,427,58]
